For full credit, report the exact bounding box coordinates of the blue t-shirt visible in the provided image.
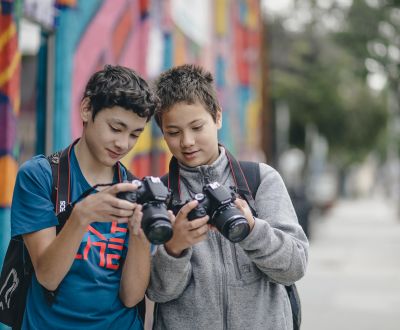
[11,148,143,330]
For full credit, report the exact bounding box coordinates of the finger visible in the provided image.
[107,182,140,195]
[110,197,137,210]
[131,205,143,235]
[112,207,135,218]
[177,200,199,218]
[187,215,209,229]
[189,223,209,238]
[168,210,176,225]
[234,198,247,210]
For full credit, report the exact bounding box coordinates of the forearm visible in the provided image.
[24,212,89,291]
[240,218,308,284]
[147,245,192,302]
[120,234,151,307]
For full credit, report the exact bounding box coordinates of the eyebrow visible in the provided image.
[164,119,203,129]
[111,120,145,132]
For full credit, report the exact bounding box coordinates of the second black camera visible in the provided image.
[185,182,250,243]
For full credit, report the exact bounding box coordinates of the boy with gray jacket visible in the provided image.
[147,64,309,330]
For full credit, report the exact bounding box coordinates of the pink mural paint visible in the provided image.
[71,0,132,139]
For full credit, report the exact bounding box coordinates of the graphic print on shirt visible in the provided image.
[75,221,127,270]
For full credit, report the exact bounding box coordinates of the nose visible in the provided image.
[114,134,130,151]
[180,131,195,148]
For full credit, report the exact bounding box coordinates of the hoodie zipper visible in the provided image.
[217,234,228,330]
[230,244,241,280]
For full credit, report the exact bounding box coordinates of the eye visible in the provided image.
[192,125,203,131]
[130,133,140,139]
[110,125,121,133]
[166,131,179,136]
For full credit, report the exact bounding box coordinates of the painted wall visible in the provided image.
[54,0,262,177]
[0,0,20,278]
[0,5,263,323]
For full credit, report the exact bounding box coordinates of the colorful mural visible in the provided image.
[0,1,263,303]
[0,0,20,278]
[55,0,262,177]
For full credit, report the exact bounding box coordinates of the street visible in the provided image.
[298,197,400,330]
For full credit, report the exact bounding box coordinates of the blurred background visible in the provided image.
[1,0,400,329]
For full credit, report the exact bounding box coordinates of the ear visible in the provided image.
[80,97,92,124]
[216,108,222,129]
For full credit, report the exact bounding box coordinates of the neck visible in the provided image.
[74,138,115,186]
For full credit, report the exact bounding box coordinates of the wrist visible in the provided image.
[129,232,151,250]
[69,205,91,228]
[164,242,184,258]
[248,216,256,231]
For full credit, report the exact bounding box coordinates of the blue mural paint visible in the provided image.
[53,0,103,151]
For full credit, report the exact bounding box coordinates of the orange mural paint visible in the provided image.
[0,155,18,208]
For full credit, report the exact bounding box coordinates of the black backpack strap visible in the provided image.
[47,140,78,232]
[224,149,259,217]
[225,148,301,330]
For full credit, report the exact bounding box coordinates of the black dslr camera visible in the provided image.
[117,176,172,245]
[184,182,250,243]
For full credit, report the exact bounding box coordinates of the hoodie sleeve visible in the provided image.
[146,245,193,302]
[238,163,309,285]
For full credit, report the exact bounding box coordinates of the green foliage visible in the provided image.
[266,1,389,167]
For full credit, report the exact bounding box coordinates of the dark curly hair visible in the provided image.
[153,64,221,129]
[83,64,159,122]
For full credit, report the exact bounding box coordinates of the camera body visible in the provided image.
[117,176,172,245]
[187,182,250,243]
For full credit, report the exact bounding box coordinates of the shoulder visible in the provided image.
[17,155,52,183]
[258,162,283,181]
[12,155,57,237]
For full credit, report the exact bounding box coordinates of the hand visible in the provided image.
[164,200,209,257]
[71,182,139,226]
[234,198,255,231]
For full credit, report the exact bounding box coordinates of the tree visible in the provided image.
[265,0,387,167]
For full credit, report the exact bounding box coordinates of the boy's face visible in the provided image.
[81,103,147,167]
[161,101,222,167]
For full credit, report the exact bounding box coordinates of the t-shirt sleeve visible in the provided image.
[11,155,59,237]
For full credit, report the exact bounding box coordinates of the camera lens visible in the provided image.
[213,207,250,243]
[141,203,173,245]
[226,218,250,243]
[145,221,173,245]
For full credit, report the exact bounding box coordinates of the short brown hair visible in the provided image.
[153,64,221,129]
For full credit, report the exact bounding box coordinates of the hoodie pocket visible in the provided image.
[231,244,262,284]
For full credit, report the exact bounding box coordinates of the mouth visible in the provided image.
[107,149,123,159]
[182,150,199,159]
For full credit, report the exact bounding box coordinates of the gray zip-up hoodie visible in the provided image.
[147,148,309,330]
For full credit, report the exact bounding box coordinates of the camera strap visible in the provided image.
[162,156,182,207]
[163,149,260,215]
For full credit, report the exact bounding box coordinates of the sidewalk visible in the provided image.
[297,197,400,330]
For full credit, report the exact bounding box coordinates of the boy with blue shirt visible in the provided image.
[11,65,158,329]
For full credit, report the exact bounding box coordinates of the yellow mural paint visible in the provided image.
[121,123,152,166]
[0,155,18,208]
[0,21,16,50]
[215,0,228,36]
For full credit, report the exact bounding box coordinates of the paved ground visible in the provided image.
[297,197,400,330]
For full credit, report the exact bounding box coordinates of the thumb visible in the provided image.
[168,210,176,225]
